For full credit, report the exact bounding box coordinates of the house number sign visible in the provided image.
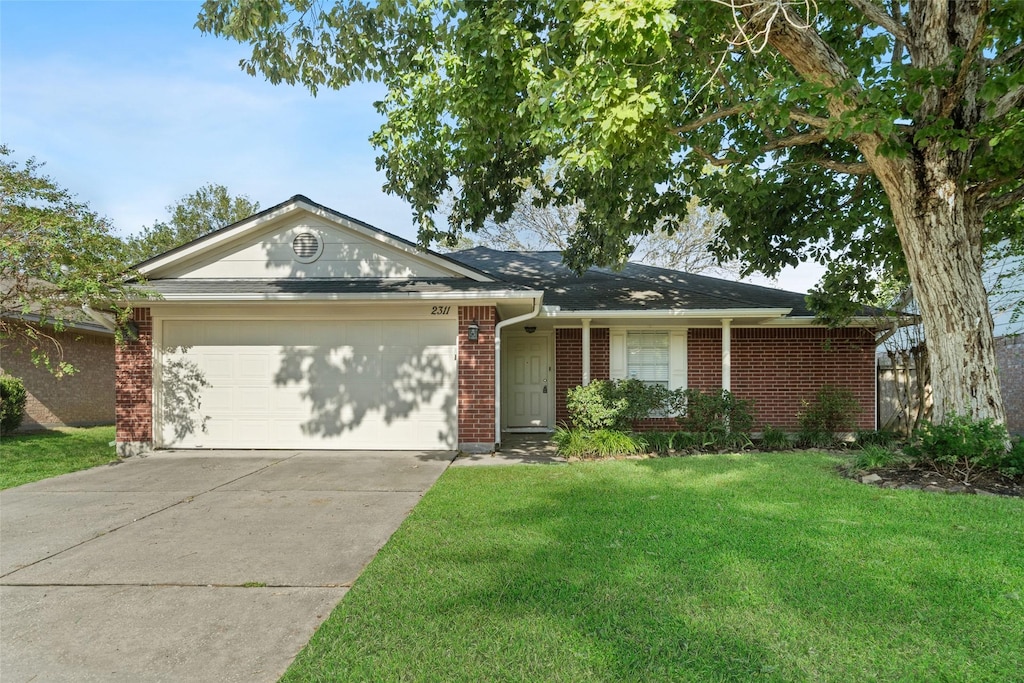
[430,306,452,316]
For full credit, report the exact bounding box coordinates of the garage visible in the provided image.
[157,317,458,450]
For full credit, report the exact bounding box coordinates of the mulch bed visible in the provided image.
[841,464,1023,498]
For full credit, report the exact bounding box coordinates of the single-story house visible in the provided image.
[1,315,116,431]
[114,195,883,455]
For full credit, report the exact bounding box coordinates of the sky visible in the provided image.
[1,0,826,293]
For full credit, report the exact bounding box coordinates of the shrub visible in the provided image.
[566,379,671,431]
[553,427,645,459]
[856,429,902,450]
[797,385,860,448]
[758,425,791,451]
[671,431,703,452]
[673,389,754,436]
[643,431,676,455]
[904,415,1012,482]
[0,375,27,435]
[996,438,1024,478]
[853,445,904,470]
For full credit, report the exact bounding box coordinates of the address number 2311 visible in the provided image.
[430,306,452,316]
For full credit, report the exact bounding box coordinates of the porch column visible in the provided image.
[721,318,732,392]
[581,318,591,386]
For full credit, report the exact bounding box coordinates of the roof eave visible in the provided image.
[124,290,542,304]
[539,307,794,319]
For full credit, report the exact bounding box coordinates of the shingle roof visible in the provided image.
[446,248,821,315]
[143,277,533,297]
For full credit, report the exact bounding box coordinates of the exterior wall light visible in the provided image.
[467,320,480,342]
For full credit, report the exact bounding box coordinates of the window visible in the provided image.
[627,331,669,388]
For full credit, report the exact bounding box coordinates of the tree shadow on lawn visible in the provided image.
[303,455,1024,681]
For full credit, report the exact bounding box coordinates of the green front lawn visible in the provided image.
[286,452,1023,682]
[0,425,118,489]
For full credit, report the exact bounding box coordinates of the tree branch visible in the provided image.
[979,180,1024,214]
[788,109,831,129]
[890,0,904,66]
[762,131,827,152]
[847,0,910,45]
[671,104,746,134]
[810,159,872,175]
[990,41,1024,67]
[690,146,735,167]
[990,83,1024,120]
[939,2,990,119]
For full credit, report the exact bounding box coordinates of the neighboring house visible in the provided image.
[0,316,116,430]
[114,195,885,455]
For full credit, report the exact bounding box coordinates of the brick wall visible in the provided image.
[730,327,876,430]
[553,325,876,431]
[115,308,153,447]
[996,335,1023,435]
[1,323,115,430]
[458,306,496,447]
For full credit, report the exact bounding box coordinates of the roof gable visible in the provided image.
[138,196,492,282]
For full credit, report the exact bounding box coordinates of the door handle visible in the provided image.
[542,385,548,393]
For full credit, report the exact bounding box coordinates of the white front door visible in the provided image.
[504,333,553,429]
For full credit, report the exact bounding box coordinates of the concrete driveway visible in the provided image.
[0,449,453,682]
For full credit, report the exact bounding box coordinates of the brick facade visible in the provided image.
[554,325,876,431]
[996,335,1023,435]
[1,323,115,430]
[458,305,497,449]
[555,328,612,424]
[115,308,153,452]
[731,327,875,430]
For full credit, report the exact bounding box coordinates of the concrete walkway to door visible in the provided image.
[0,449,453,683]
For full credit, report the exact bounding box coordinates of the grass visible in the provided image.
[285,452,1023,682]
[0,425,118,489]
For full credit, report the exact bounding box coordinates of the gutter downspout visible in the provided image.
[493,296,543,450]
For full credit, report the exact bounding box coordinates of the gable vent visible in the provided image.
[292,232,323,263]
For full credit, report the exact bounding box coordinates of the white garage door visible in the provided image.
[157,319,457,449]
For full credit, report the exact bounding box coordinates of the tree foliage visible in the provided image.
[198,0,1024,423]
[0,147,139,375]
[125,183,260,264]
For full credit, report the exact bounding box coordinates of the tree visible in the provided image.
[0,146,138,375]
[197,1,1024,425]
[437,187,735,276]
[125,183,260,263]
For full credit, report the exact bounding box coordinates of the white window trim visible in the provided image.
[609,327,687,391]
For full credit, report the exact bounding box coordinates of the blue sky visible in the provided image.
[1,0,824,292]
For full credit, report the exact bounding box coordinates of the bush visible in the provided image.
[673,389,754,436]
[758,425,791,451]
[797,385,861,448]
[856,429,902,450]
[553,427,645,459]
[566,379,672,431]
[643,431,676,455]
[904,415,1013,482]
[853,444,904,470]
[0,375,27,435]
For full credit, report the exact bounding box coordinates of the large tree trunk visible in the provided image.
[874,157,1006,425]
[749,0,1006,426]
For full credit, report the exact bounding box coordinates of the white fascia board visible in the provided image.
[138,201,300,276]
[136,290,539,303]
[764,315,894,328]
[539,308,793,319]
[139,197,493,282]
[294,200,494,282]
